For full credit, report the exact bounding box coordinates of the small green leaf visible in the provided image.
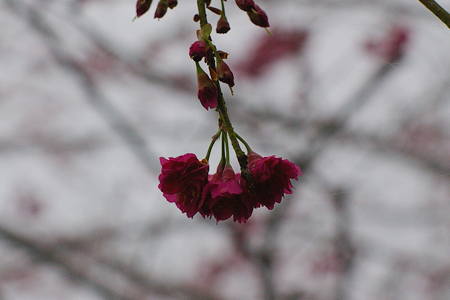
[201,23,212,39]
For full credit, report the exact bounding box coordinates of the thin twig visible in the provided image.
[418,0,450,28]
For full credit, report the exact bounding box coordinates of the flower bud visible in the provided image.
[216,14,231,34]
[136,0,153,18]
[216,59,234,87]
[235,0,255,11]
[247,4,269,28]
[196,63,218,110]
[189,41,207,62]
[167,0,177,9]
[154,0,168,19]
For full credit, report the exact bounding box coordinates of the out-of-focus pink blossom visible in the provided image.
[239,29,309,77]
[364,26,410,63]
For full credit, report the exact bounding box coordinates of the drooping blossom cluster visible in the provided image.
[159,152,301,223]
[136,0,301,223]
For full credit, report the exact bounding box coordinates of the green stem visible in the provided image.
[205,39,221,61]
[223,131,230,165]
[220,0,226,15]
[235,132,252,153]
[221,130,226,163]
[205,129,222,161]
[196,0,256,195]
[197,0,208,29]
[419,0,450,28]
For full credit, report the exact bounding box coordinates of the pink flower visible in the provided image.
[158,153,209,218]
[247,151,301,209]
[189,41,207,62]
[201,165,256,223]
[216,59,235,87]
[196,64,218,110]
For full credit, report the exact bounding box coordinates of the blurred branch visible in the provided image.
[0,225,127,300]
[0,225,219,300]
[343,129,450,176]
[331,188,355,300]
[228,45,398,300]
[4,0,160,174]
[418,0,450,28]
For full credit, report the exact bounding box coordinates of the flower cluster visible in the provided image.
[137,0,301,223]
[159,152,301,223]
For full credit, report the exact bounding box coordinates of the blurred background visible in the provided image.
[1,0,450,299]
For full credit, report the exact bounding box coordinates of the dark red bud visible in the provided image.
[197,67,218,110]
[189,41,207,62]
[216,14,231,34]
[217,59,235,87]
[154,0,168,19]
[167,0,177,9]
[235,0,255,11]
[247,4,269,28]
[136,0,153,18]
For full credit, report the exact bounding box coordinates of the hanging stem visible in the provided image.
[235,132,252,153]
[197,0,208,28]
[196,0,256,195]
[220,0,226,15]
[205,129,222,161]
[223,131,230,165]
[221,130,227,164]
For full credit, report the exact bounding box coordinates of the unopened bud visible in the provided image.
[216,14,231,34]
[247,4,269,28]
[168,0,177,9]
[136,0,153,18]
[154,0,168,19]
[235,0,255,11]
[217,58,235,87]
[196,63,218,110]
[189,41,207,62]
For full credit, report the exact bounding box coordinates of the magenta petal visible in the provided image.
[158,153,209,218]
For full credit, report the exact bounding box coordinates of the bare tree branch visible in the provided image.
[0,225,220,300]
[418,0,450,28]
